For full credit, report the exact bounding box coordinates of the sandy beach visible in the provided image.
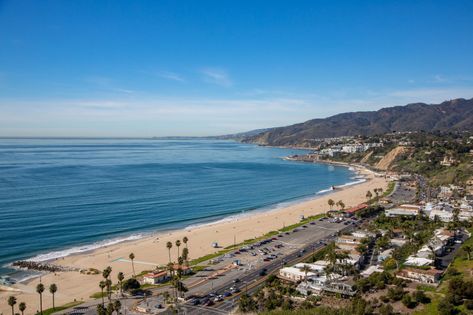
[0,165,389,314]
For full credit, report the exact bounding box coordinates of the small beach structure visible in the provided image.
[343,203,368,217]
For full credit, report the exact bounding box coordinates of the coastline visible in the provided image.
[0,161,389,314]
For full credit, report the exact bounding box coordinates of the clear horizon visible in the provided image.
[1,1,473,137]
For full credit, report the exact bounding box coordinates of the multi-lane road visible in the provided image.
[65,217,360,315]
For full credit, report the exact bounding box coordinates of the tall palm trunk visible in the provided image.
[39,293,43,315]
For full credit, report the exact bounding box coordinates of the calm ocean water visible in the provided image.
[0,139,354,278]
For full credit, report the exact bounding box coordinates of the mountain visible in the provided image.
[216,128,274,140]
[243,98,473,146]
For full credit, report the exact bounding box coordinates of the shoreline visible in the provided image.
[6,159,361,272]
[0,161,389,314]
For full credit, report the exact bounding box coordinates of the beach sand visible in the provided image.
[0,166,389,314]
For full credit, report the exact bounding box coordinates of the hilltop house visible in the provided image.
[396,267,443,285]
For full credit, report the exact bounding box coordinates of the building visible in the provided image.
[378,249,393,262]
[344,203,368,217]
[429,209,454,222]
[396,267,443,284]
[279,266,316,282]
[297,276,357,296]
[143,271,169,284]
[385,204,421,217]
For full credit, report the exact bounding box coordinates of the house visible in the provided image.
[391,238,407,247]
[279,266,316,282]
[405,256,434,267]
[143,270,168,284]
[429,209,454,222]
[385,204,421,217]
[296,275,356,297]
[396,267,443,284]
[378,249,393,262]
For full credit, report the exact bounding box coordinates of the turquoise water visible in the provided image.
[0,139,354,277]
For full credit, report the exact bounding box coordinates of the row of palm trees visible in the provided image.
[165,236,189,266]
[366,187,384,203]
[7,283,57,315]
[327,199,345,211]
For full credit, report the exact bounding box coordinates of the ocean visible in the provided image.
[0,139,355,279]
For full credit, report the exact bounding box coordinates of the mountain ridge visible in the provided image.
[242,98,473,146]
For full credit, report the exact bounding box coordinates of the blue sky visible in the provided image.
[1,0,473,137]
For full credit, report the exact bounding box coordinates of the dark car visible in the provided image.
[233,278,240,283]
[223,292,232,297]
[259,268,267,276]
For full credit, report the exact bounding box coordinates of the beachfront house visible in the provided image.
[143,270,169,284]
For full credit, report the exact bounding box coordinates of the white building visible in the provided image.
[385,204,421,217]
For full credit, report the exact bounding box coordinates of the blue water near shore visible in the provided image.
[0,139,354,278]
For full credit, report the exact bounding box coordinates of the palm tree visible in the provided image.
[337,200,345,210]
[166,241,173,264]
[102,266,112,280]
[105,279,112,302]
[113,300,122,315]
[327,199,335,210]
[36,283,45,315]
[175,240,181,261]
[106,302,114,315]
[8,296,17,315]
[18,302,26,315]
[182,247,189,266]
[366,190,372,201]
[99,281,106,306]
[129,253,135,277]
[49,284,57,310]
[183,236,188,249]
[463,245,472,260]
[117,272,125,296]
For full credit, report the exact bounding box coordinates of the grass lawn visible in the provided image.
[43,301,83,315]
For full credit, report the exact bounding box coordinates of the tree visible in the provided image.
[122,278,140,292]
[106,302,115,315]
[175,240,181,261]
[99,281,106,306]
[366,190,372,201]
[183,236,188,249]
[374,188,379,203]
[182,247,189,266]
[18,302,26,315]
[128,253,135,277]
[36,283,45,315]
[8,296,17,315]
[337,200,345,210]
[328,199,335,210]
[463,245,472,260]
[113,300,121,315]
[102,266,112,280]
[97,304,106,315]
[105,279,113,302]
[117,272,125,296]
[166,241,173,264]
[49,284,57,310]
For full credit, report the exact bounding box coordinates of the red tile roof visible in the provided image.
[345,203,368,214]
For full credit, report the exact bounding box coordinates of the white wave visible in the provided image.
[336,179,366,188]
[26,234,145,262]
[316,187,334,195]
